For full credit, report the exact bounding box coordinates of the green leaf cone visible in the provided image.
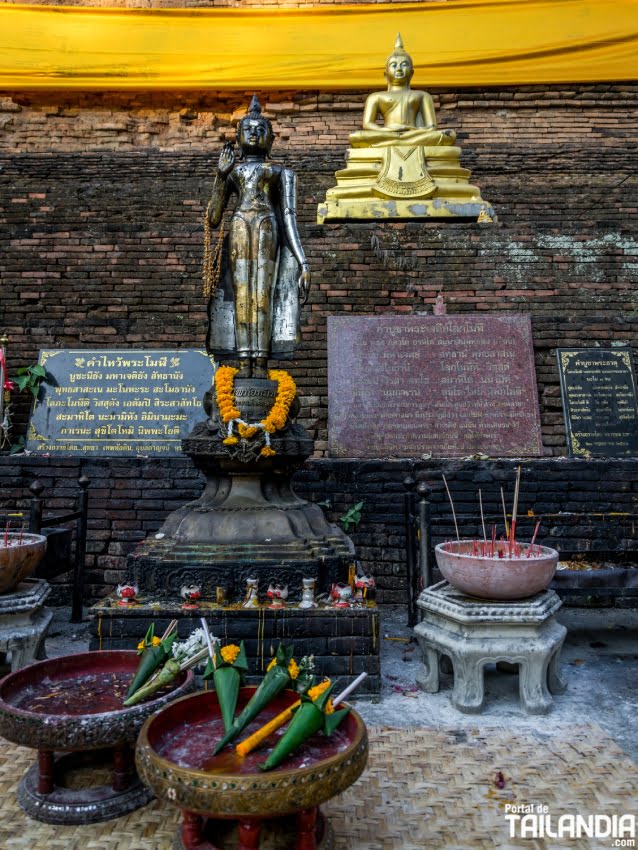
[323,707,351,737]
[214,662,291,754]
[260,702,324,771]
[123,658,181,707]
[125,631,177,700]
[259,681,350,771]
[213,666,242,733]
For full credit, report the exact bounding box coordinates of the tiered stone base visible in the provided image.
[89,600,381,695]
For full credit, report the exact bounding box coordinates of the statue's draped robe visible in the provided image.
[206,168,301,360]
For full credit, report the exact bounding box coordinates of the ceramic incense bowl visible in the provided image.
[0,533,47,594]
[435,541,559,600]
[0,650,194,824]
[136,686,368,850]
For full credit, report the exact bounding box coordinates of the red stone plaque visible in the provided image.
[328,315,543,458]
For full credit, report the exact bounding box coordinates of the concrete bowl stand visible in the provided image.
[414,581,567,714]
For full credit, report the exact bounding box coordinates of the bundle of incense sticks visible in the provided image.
[443,536,543,559]
[442,468,546,559]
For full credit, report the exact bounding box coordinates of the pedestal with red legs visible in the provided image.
[137,687,368,850]
[0,650,194,824]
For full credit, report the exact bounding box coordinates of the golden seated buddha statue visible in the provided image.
[317,35,495,223]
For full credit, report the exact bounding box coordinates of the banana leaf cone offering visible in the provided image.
[214,644,297,754]
[203,642,249,733]
[260,682,350,772]
[126,624,178,700]
[123,658,181,707]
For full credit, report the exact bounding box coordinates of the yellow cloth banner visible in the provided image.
[0,0,636,90]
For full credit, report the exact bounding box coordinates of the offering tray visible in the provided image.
[0,649,194,824]
[136,686,368,850]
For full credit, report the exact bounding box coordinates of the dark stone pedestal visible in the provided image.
[89,599,381,695]
[129,413,354,602]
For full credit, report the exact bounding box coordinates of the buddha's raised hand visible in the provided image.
[217,142,235,178]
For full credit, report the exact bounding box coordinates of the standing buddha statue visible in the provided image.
[317,35,495,223]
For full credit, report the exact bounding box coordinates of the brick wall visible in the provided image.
[1,83,637,602]
[2,85,637,453]
[1,455,637,604]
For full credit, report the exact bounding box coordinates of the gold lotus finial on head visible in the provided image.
[385,33,413,83]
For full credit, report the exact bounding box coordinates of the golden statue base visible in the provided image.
[317,144,496,224]
[317,197,496,224]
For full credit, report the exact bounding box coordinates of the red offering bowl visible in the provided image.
[0,650,194,824]
[136,686,368,850]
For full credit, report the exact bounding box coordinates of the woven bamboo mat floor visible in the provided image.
[0,723,635,850]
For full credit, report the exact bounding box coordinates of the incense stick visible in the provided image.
[510,465,522,556]
[160,620,178,642]
[442,475,460,542]
[333,672,368,708]
[500,488,510,538]
[528,519,541,557]
[479,490,487,545]
[200,617,217,670]
[179,647,210,672]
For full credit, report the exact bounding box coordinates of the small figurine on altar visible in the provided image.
[266,582,288,609]
[116,582,139,607]
[355,574,376,603]
[180,583,202,609]
[243,578,259,609]
[330,582,353,608]
[298,577,317,609]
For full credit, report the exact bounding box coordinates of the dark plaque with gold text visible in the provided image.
[328,315,543,458]
[27,349,214,455]
[557,348,638,457]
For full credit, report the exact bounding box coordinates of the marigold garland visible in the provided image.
[214,365,297,457]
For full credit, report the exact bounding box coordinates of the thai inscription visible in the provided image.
[328,315,543,458]
[27,349,214,455]
[557,348,638,457]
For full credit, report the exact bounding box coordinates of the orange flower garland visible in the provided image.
[214,365,297,457]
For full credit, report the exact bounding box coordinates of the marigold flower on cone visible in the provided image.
[214,644,295,754]
[221,644,241,664]
[126,628,177,700]
[259,682,349,772]
[267,657,298,679]
[203,641,249,735]
[235,678,332,758]
[307,679,331,701]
